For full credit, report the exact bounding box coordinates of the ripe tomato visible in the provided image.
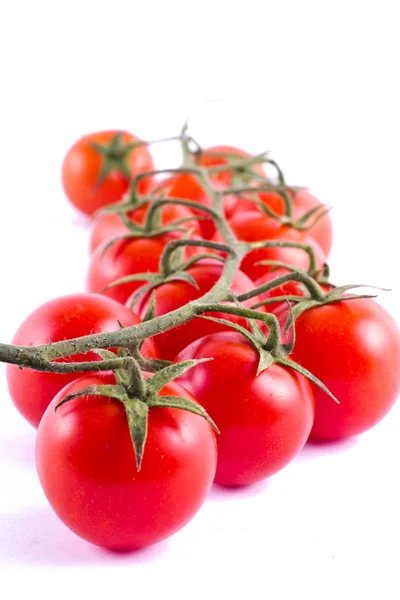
[156,173,237,239]
[129,261,262,360]
[36,373,217,550]
[289,297,400,441]
[62,130,154,217]
[197,145,266,188]
[6,294,158,428]
[228,211,326,281]
[89,202,200,255]
[86,230,201,305]
[177,332,314,487]
[231,188,333,256]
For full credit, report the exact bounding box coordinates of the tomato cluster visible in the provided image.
[3,128,400,552]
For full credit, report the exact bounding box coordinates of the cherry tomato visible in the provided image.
[86,230,201,305]
[289,297,400,441]
[177,332,314,487]
[36,373,217,550]
[232,188,333,256]
[89,202,200,255]
[156,174,237,239]
[6,294,158,428]
[129,261,262,360]
[62,130,154,217]
[197,145,266,188]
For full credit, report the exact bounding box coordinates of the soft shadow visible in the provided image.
[0,507,169,567]
[0,432,36,470]
[208,477,271,502]
[300,435,359,461]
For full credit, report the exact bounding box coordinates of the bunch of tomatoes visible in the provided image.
[4,128,400,552]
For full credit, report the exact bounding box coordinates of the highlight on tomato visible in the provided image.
[6,294,158,428]
[36,372,217,550]
[177,331,315,487]
[287,296,400,441]
[62,130,154,217]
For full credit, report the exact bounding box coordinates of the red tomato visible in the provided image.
[86,230,201,305]
[6,294,158,428]
[156,173,237,239]
[89,202,200,255]
[36,373,217,550]
[62,130,154,217]
[254,268,308,313]
[232,188,333,256]
[229,211,326,281]
[197,145,266,188]
[289,298,400,441]
[177,332,314,487]
[129,261,262,360]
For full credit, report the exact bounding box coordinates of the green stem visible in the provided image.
[237,271,326,303]
[194,303,283,354]
[249,240,318,274]
[251,295,307,309]
[1,351,133,373]
[222,183,293,218]
[0,146,329,374]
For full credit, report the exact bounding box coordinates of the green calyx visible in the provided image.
[227,180,330,233]
[237,263,383,322]
[55,350,218,471]
[195,301,338,403]
[91,132,144,187]
[104,237,231,308]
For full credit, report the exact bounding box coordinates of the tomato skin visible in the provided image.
[289,298,400,441]
[62,130,154,217]
[6,294,158,429]
[231,188,333,256]
[198,145,266,188]
[228,212,326,281]
[88,203,200,255]
[36,373,217,550]
[177,332,314,487]
[129,261,261,360]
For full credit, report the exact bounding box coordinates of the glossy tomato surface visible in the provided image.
[36,373,217,550]
[177,332,314,486]
[129,261,261,360]
[62,130,154,216]
[6,294,157,428]
[290,297,400,440]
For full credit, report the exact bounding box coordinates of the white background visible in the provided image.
[1,1,400,598]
